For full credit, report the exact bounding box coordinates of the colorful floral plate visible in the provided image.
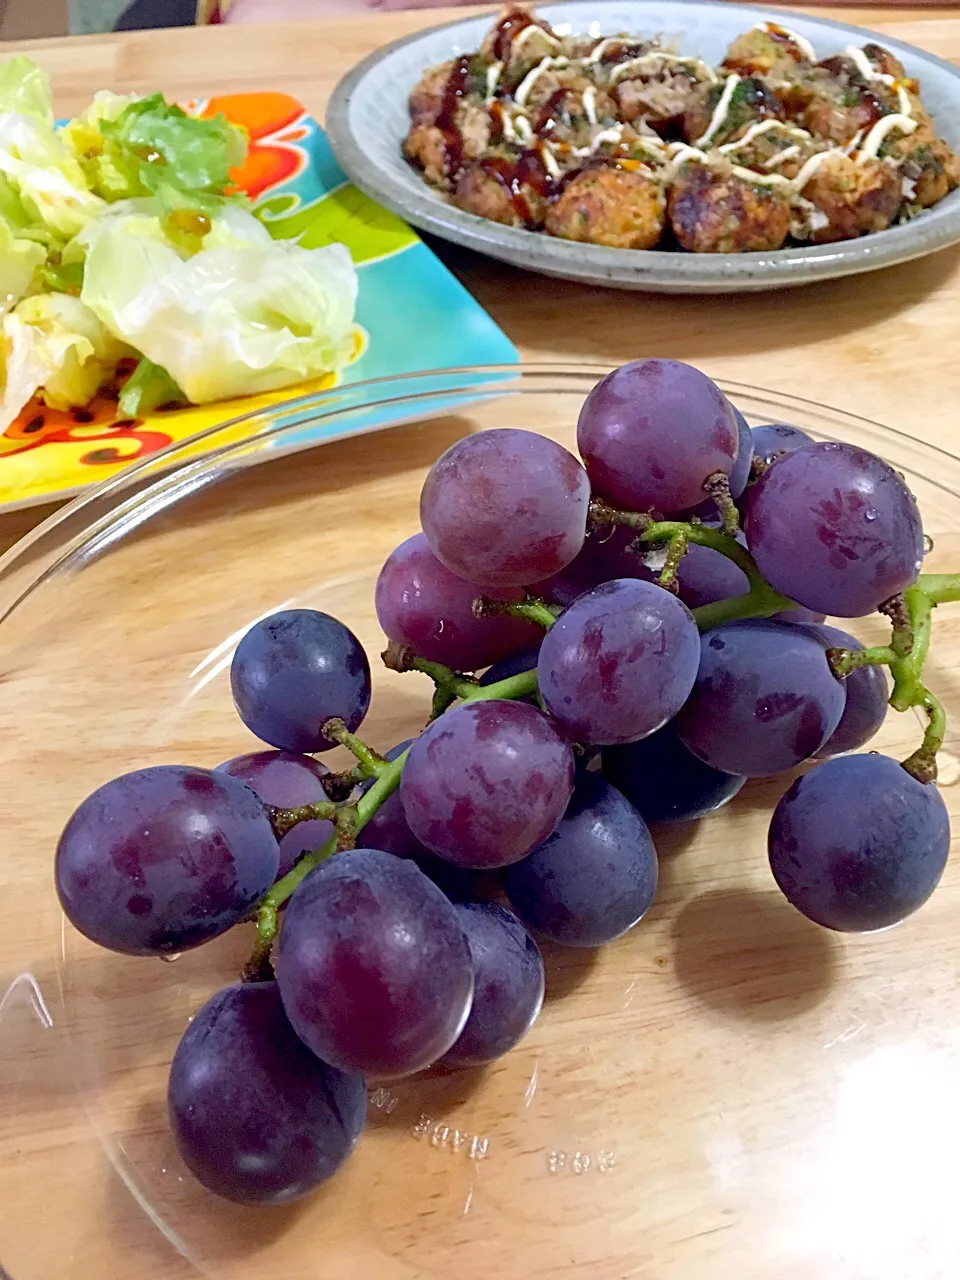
[0,93,517,512]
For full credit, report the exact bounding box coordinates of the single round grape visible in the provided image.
[217,750,333,878]
[231,609,371,752]
[375,533,538,671]
[769,754,950,931]
[359,742,478,898]
[168,982,366,1205]
[503,772,658,947]
[420,429,590,588]
[55,766,279,956]
[537,578,701,746]
[531,524,653,606]
[479,644,541,687]
[688,406,754,517]
[441,902,545,1068]
[576,359,738,514]
[675,620,846,776]
[602,722,745,823]
[744,442,924,617]
[809,624,889,757]
[771,606,825,625]
[400,700,575,868]
[276,849,474,1077]
[674,542,749,610]
[751,422,813,468]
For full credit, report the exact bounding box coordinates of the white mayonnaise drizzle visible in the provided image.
[485,62,503,103]
[582,84,598,125]
[856,113,918,161]
[844,45,894,85]
[585,36,627,64]
[513,114,534,143]
[764,144,802,170]
[572,124,626,156]
[512,24,562,55]
[539,144,561,178]
[758,22,817,62]
[897,83,913,116]
[609,51,717,85]
[693,74,740,147]
[514,56,570,108]
[718,118,811,153]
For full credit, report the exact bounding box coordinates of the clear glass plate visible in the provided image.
[2,365,960,1280]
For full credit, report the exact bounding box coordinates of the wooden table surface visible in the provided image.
[5,8,960,1280]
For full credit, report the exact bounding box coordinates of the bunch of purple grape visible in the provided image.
[53,359,953,1210]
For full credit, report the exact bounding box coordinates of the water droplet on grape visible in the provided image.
[864,509,878,523]
[160,952,182,964]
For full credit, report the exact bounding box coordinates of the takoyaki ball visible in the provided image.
[545,163,666,249]
[454,156,548,229]
[668,160,791,252]
[800,153,902,242]
[616,71,704,132]
[683,76,783,147]
[409,60,456,124]
[403,123,456,190]
[532,82,618,145]
[860,42,907,82]
[895,133,960,207]
[461,103,495,157]
[480,10,563,70]
[722,26,808,81]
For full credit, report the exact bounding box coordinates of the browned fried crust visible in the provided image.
[802,154,902,243]
[668,163,791,253]
[546,165,666,248]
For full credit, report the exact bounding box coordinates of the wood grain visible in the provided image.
[2,10,960,1280]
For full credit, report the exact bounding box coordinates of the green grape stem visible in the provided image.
[243,507,960,978]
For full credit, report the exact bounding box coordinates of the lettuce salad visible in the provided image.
[0,57,358,427]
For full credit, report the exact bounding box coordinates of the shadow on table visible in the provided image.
[432,237,960,366]
[671,886,838,1021]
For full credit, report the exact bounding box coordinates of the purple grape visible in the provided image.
[276,849,474,1077]
[674,542,749,609]
[358,742,477,898]
[744,442,924,617]
[530,524,654,606]
[769,754,949,931]
[688,406,754,517]
[502,772,658,947]
[55,765,279,956]
[400,700,575,869]
[168,982,365,1205]
[441,903,545,1068]
[576,359,738,514]
[809,624,889,757]
[537,579,701,746]
[217,750,333,878]
[375,533,538,671]
[231,609,371,752]
[751,423,813,467]
[479,644,542,686]
[675,620,846,776]
[420,429,590,588]
[602,722,745,823]
[771,607,826,625]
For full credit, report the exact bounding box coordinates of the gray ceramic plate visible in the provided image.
[326,0,960,293]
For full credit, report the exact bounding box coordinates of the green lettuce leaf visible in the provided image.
[80,205,357,405]
[0,56,55,125]
[0,292,130,427]
[62,91,247,215]
[118,357,184,417]
[0,218,45,314]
